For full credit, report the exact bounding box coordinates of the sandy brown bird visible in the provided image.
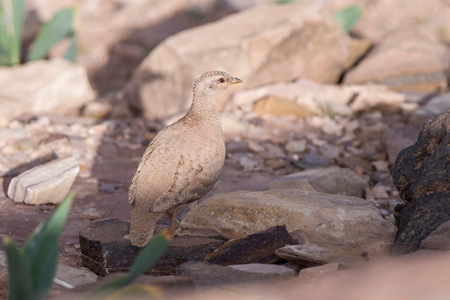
[129,70,243,247]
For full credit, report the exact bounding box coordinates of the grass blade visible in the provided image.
[27,7,76,61]
[3,237,33,300]
[334,4,363,33]
[90,230,171,299]
[64,34,77,62]
[23,193,74,300]
[0,0,25,66]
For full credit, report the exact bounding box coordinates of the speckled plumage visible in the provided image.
[129,70,242,247]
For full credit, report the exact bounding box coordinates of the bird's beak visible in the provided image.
[231,77,243,84]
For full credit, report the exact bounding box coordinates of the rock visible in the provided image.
[322,117,343,136]
[298,262,340,280]
[176,261,288,287]
[226,78,405,115]
[371,186,389,199]
[384,125,421,165]
[413,93,450,121]
[239,155,259,170]
[79,219,225,276]
[372,160,390,173]
[421,221,450,250]
[345,85,406,112]
[252,95,311,118]
[181,189,396,255]
[205,225,295,266]
[275,243,365,267]
[228,263,295,276]
[285,140,307,153]
[123,2,357,119]
[269,180,316,192]
[78,208,103,220]
[343,29,450,91]
[268,167,368,198]
[98,183,115,193]
[0,59,95,121]
[54,264,97,288]
[319,143,340,159]
[7,155,79,205]
[392,108,450,254]
[264,158,287,170]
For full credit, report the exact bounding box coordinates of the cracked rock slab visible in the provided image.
[7,155,79,205]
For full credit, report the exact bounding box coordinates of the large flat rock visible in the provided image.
[181,189,396,255]
[123,1,357,120]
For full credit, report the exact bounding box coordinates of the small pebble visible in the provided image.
[98,183,115,193]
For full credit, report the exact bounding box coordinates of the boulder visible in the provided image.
[123,2,359,120]
[392,108,450,254]
[181,189,396,255]
[269,166,369,198]
[344,29,450,91]
[0,59,95,121]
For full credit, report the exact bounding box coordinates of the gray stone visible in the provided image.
[181,189,396,256]
[54,264,97,288]
[7,155,79,205]
[269,166,368,198]
[413,93,450,120]
[205,225,295,266]
[0,59,95,121]
[176,261,287,287]
[228,263,295,276]
[384,125,421,165]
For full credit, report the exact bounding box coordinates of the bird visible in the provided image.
[128,70,243,247]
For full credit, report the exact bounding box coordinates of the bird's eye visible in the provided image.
[219,78,225,83]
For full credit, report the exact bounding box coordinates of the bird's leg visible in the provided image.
[168,208,182,236]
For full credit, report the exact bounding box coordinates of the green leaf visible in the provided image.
[90,231,171,299]
[63,34,77,62]
[3,237,34,300]
[27,7,76,61]
[334,4,363,33]
[23,193,74,300]
[276,0,295,3]
[0,0,25,66]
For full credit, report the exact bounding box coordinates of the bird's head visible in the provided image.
[193,70,243,96]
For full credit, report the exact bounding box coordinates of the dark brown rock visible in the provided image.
[205,225,295,266]
[79,219,225,276]
[392,108,450,254]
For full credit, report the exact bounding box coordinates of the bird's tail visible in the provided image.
[129,204,163,247]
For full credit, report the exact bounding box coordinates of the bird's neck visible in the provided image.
[185,92,221,124]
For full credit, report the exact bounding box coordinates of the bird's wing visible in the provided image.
[148,154,215,213]
[128,139,159,206]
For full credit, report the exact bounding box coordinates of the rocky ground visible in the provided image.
[1,0,450,299]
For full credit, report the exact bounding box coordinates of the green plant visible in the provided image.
[3,193,74,300]
[89,230,172,299]
[334,4,364,33]
[0,0,77,66]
